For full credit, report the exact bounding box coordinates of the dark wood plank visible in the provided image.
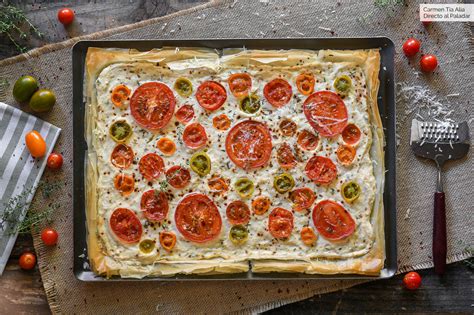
[0,0,209,60]
[265,262,474,314]
[0,261,50,315]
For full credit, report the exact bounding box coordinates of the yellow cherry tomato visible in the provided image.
[25,131,46,158]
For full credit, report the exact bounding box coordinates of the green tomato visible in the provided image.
[273,173,295,193]
[239,94,261,114]
[229,225,249,245]
[234,178,254,198]
[333,75,352,94]
[139,239,155,254]
[29,89,56,112]
[109,120,133,143]
[13,75,38,103]
[174,77,193,97]
[341,181,361,203]
[190,151,211,176]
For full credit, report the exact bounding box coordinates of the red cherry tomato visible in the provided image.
[420,54,438,72]
[19,252,36,270]
[403,271,422,290]
[402,38,420,57]
[47,153,63,170]
[57,8,75,25]
[41,228,59,246]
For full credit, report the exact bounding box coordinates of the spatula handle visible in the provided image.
[433,191,446,275]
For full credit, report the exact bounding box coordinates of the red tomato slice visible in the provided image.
[342,123,361,145]
[109,208,142,243]
[212,114,231,130]
[289,187,315,212]
[268,207,294,239]
[228,73,252,98]
[113,173,135,196]
[111,144,134,169]
[264,78,293,108]
[175,104,194,124]
[279,118,297,137]
[225,120,272,170]
[183,122,208,149]
[295,73,315,95]
[130,82,175,130]
[297,129,319,151]
[175,193,222,243]
[276,142,297,169]
[312,200,355,241]
[139,153,164,181]
[303,91,348,137]
[305,155,337,184]
[226,200,251,225]
[336,144,356,166]
[196,81,227,111]
[140,190,169,221]
[165,166,191,189]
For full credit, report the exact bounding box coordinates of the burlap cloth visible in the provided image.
[0,0,472,313]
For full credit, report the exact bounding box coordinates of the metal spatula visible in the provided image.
[410,119,470,274]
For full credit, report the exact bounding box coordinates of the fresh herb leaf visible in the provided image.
[0,4,43,53]
[158,180,168,192]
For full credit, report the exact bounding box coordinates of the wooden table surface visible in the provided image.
[0,1,472,314]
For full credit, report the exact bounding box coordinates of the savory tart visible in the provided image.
[84,47,385,278]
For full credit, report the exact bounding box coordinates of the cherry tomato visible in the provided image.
[156,137,176,156]
[57,8,75,25]
[47,153,63,170]
[300,227,317,245]
[25,131,46,158]
[402,38,421,57]
[175,104,194,124]
[41,228,59,246]
[19,252,36,270]
[403,271,422,290]
[420,54,438,72]
[252,196,271,215]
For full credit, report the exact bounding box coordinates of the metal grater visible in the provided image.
[410,119,470,274]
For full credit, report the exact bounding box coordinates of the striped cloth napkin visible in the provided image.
[0,102,61,275]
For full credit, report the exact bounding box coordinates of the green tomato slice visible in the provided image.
[273,173,295,193]
[341,181,361,203]
[239,94,261,114]
[109,120,133,143]
[174,77,193,97]
[229,225,249,245]
[190,151,211,176]
[334,75,352,94]
[139,239,155,254]
[234,178,255,198]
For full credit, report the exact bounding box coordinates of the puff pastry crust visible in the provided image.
[84,47,384,278]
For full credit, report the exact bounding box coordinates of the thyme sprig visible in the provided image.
[0,4,43,53]
[0,180,61,235]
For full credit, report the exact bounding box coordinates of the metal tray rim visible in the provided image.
[72,37,397,282]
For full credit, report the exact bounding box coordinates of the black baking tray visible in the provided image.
[72,38,397,281]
